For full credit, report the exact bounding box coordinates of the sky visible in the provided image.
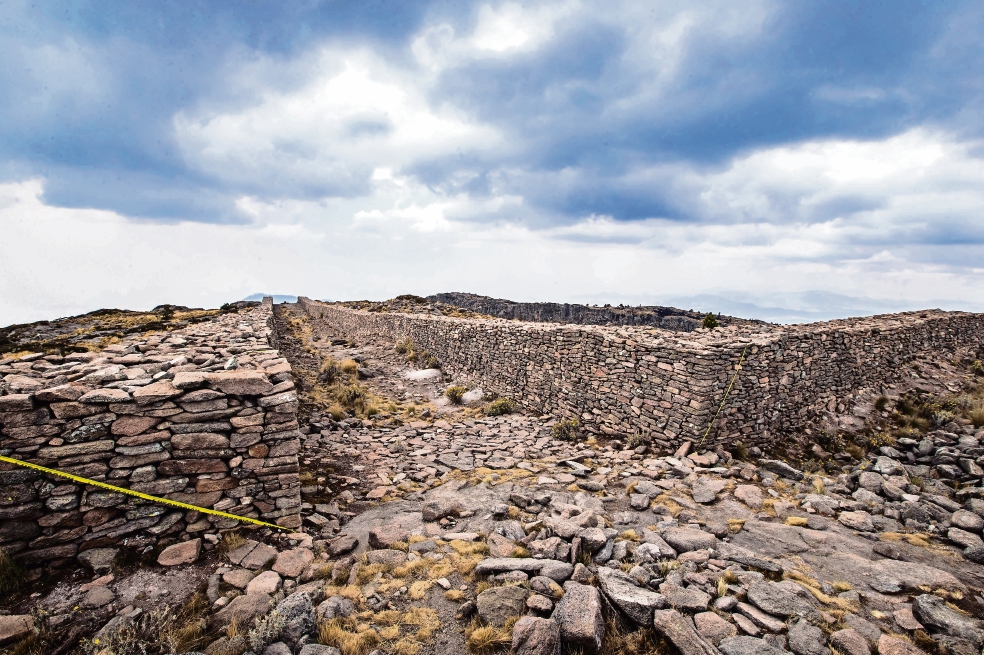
[2,0,983,325]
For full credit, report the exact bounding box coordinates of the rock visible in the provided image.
[242,542,279,569]
[554,581,605,654]
[477,585,528,627]
[694,611,738,646]
[787,619,830,655]
[734,485,764,510]
[317,596,355,621]
[297,646,341,655]
[651,609,719,655]
[692,478,727,504]
[630,493,651,510]
[530,576,564,600]
[247,570,283,596]
[539,561,574,582]
[263,644,292,655]
[78,547,118,574]
[214,592,273,630]
[747,580,818,621]
[206,370,274,395]
[659,583,711,612]
[735,601,786,633]
[81,585,116,609]
[875,559,965,594]
[893,607,923,631]
[512,616,562,655]
[872,456,904,476]
[327,535,359,557]
[276,591,316,646]
[577,527,607,552]
[663,528,717,552]
[595,567,666,625]
[223,569,254,589]
[571,563,592,583]
[0,614,34,645]
[527,594,554,613]
[963,545,984,564]
[912,594,984,649]
[421,498,460,522]
[719,635,788,655]
[158,539,202,566]
[829,629,871,655]
[948,527,984,549]
[487,532,516,558]
[842,614,882,645]
[951,509,984,532]
[876,635,925,655]
[758,459,804,481]
[368,525,409,549]
[273,548,315,578]
[474,558,561,576]
[838,511,875,532]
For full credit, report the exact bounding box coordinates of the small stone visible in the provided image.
[662,527,717,552]
[368,525,410,548]
[297,645,341,655]
[893,607,923,631]
[317,596,355,621]
[659,583,710,612]
[691,478,727,504]
[526,594,554,613]
[78,548,118,575]
[366,549,407,566]
[223,569,255,589]
[876,635,926,655]
[81,586,116,609]
[241,542,279,569]
[838,511,875,532]
[787,619,830,655]
[157,539,202,566]
[595,567,666,625]
[421,498,461,522]
[214,593,273,630]
[719,635,788,655]
[734,485,764,510]
[652,609,719,655]
[0,616,33,647]
[327,535,359,557]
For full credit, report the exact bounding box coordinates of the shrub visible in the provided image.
[485,397,515,416]
[702,313,719,329]
[970,404,984,428]
[971,360,984,376]
[626,432,651,449]
[340,359,359,374]
[874,396,889,412]
[551,417,581,441]
[445,385,467,404]
[731,441,749,460]
[395,338,412,354]
[932,409,958,426]
[318,358,343,384]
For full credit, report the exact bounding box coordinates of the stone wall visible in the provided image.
[299,297,984,452]
[0,298,301,566]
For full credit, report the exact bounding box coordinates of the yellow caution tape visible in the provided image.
[698,345,748,448]
[0,454,293,531]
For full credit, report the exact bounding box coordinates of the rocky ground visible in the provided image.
[2,302,984,655]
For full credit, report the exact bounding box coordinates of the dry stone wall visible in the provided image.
[0,298,301,566]
[300,298,984,452]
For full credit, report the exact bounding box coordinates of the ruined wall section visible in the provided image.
[302,298,984,453]
[0,298,301,565]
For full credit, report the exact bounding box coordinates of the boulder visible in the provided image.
[539,561,574,582]
[651,609,719,655]
[276,591,316,646]
[758,459,804,481]
[78,547,118,575]
[327,535,358,558]
[663,528,717,553]
[659,583,711,612]
[951,509,984,532]
[421,498,461,522]
[837,511,875,532]
[694,611,738,647]
[158,538,201,566]
[0,616,33,646]
[595,567,666,625]
[273,548,315,578]
[554,582,605,654]
[691,478,727,504]
[214,592,273,630]
[747,580,819,621]
[317,596,355,621]
[829,629,870,655]
[912,594,984,649]
[787,619,830,655]
[720,636,787,655]
[512,616,561,655]
[368,525,409,549]
[247,570,283,596]
[477,585,528,627]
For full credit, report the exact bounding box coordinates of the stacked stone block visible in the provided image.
[299,297,984,452]
[0,298,301,566]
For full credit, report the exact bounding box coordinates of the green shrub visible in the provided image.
[318,358,343,384]
[874,396,889,412]
[395,338,412,354]
[551,417,581,441]
[971,360,984,376]
[702,313,719,329]
[626,432,652,449]
[445,385,467,404]
[731,441,749,460]
[485,398,515,416]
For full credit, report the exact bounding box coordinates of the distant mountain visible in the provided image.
[242,293,298,304]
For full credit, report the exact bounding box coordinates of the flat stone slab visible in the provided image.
[273,548,314,578]
[158,538,201,566]
[0,616,33,646]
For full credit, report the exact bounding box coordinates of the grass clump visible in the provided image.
[318,617,381,655]
[551,417,581,441]
[702,313,719,329]
[445,385,467,404]
[0,547,24,596]
[465,618,515,654]
[484,397,515,416]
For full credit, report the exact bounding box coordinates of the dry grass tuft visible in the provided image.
[785,516,809,527]
[318,617,381,655]
[510,546,531,558]
[727,518,746,533]
[445,589,466,601]
[408,580,432,600]
[465,618,515,655]
[449,540,489,556]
